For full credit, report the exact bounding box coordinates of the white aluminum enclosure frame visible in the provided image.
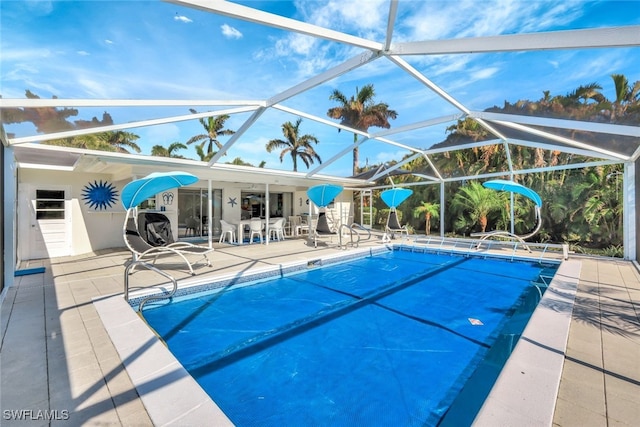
[1,0,639,287]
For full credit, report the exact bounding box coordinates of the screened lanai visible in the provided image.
[1,0,640,284]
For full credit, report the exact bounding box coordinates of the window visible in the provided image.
[35,190,65,220]
[139,197,156,210]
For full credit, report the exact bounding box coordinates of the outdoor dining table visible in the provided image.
[235,218,281,244]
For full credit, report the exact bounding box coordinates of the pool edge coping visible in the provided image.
[473,259,581,426]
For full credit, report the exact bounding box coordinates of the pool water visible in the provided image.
[142,249,557,426]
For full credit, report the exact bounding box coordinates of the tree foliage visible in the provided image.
[186,111,235,158]
[327,84,398,175]
[266,118,321,172]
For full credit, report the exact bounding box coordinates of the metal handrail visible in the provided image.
[124,260,178,312]
[408,235,569,262]
[338,223,371,249]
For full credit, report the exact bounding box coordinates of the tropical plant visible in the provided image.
[46,131,141,153]
[609,74,640,123]
[413,201,440,235]
[451,182,503,233]
[265,118,321,172]
[226,157,266,168]
[569,166,623,247]
[186,110,235,158]
[327,84,398,175]
[195,142,214,162]
[100,131,142,153]
[151,142,187,158]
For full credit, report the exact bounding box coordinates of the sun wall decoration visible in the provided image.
[82,180,119,210]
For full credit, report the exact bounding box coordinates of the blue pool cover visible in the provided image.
[143,250,554,426]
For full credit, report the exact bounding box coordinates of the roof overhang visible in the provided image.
[13,143,370,189]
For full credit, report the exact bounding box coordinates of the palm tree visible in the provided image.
[327,84,398,175]
[266,118,321,172]
[195,142,214,162]
[186,110,235,158]
[451,182,503,233]
[570,166,623,246]
[45,131,141,153]
[151,142,187,158]
[226,157,266,168]
[610,74,640,123]
[413,201,440,235]
[99,131,142,153]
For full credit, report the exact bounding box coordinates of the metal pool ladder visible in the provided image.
[124,260,178,312]
[338,223,371,249]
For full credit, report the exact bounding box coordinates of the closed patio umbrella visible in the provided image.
[380,188,413,208]
[307,184,343,208]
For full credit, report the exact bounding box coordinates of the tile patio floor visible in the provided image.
[1,237,639,426]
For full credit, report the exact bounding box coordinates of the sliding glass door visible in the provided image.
[177,188,221,239]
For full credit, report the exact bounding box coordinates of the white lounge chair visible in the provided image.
[310,212,338,248]
[384,208,409,241]
[125,211,213,275]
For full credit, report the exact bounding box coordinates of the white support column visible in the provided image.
[440,181,445,237]
[3,145,16,289]
[265,183,270,245]
[623,162,636,260]
[208,179,213,248]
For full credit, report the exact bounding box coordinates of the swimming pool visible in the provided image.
[141,249,557,426]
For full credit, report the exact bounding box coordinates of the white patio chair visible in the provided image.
[249,218,264,244]
[269,218,286,241]
[219,219,237,244]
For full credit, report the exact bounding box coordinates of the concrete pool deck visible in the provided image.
[1,236,639,426]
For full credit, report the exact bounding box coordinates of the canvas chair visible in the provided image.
[310,211,339,248]
[384,208,409,242]
[124,211,213,275]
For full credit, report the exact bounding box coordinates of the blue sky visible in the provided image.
[2,0,639,176]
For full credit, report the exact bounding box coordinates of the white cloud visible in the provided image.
[373,149,410,165]
[295,0,387,33]
[77,50,90,56]
[264,0,389,80]
[174,14,192,24]
[402,0,586,41]
[77,77,110,98]
[105,39,114,45]
[221,24,242,40]
[1,47,53,61]
[470,67,499,80]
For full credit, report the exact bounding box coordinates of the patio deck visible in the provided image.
[1,236,639,426]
